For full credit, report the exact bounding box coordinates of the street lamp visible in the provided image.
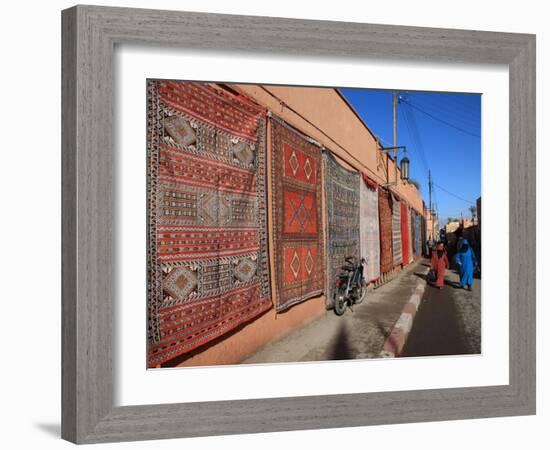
[380,146,410,186]
[400,155,410,181]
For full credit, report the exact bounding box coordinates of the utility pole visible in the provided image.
[434,204,438,240]
[428,170,434,240]
[428,170,432,214]
[393,90,397,149]
[387,90,397,185]
[381,93,407,188]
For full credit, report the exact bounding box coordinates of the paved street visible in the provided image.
[402,264,481,357]
[243,259,481,364]
[243,260,420,364]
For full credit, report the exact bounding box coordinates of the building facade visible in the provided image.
[156,83,428,367]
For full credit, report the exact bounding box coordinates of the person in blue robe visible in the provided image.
[455,238,477,290]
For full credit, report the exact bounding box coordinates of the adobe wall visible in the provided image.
[175,84,425,367]
[234,84,424,214]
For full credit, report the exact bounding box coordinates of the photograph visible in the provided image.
[0,0,543,447]
[146,80,482,368]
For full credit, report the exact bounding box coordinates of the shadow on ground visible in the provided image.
[35,423,60,438]
[414,272,428,281]
[374,320,391,340]
[329,324,354,360]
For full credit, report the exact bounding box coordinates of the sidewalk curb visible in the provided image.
[379,267,429,357]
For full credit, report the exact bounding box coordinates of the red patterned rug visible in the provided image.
[400,201,410,265]
[271,117,325,312]
[378,187,394,274]
[147,80,272,367]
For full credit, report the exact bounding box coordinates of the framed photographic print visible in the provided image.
[62,4,535,444]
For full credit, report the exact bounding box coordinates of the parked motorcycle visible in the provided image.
[333,256,367,316]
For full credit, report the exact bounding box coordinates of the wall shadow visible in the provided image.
[413,272,428,281]
[329,324,353,360]
[374,320,391,340]
[35,423,60,438]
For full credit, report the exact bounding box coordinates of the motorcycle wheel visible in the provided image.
[334,285,347,316]
[353,282,366,305]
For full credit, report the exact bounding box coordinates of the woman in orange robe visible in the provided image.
[430,242,449,289]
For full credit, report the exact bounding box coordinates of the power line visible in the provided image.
[398,95,477,225]
[432,184,440,216]
[414,91,480,113]
[399,99,430,176]
[400,98,481,138]
[399,104,428,177]
[259,86,385,184]
[433,182,476,205]
[406,108,430,173]
[400,97,477,208]
[411,96,480,128]
[416,92,480,113]
[377,134,393,147]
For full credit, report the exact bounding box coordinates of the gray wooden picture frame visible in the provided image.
[62,4,536,444]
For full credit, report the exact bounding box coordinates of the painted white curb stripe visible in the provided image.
[394,312,414,334]
[379,269,429,357]
[409,293,421,310]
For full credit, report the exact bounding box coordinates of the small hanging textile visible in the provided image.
[378,187,394,274]
[324,151,361,307]
[392,193,403,266]
[360,174,381,282]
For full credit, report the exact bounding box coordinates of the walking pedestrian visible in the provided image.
[455,238,477,291]
[427,238,434,258]
[430,242,449,289]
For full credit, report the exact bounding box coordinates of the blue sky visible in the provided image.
[339,88,481,225]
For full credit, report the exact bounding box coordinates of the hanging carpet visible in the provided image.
[324,151,361,308]
[392,193,403,267]
[411,209,417,257]
[408,206,414,263]
[360,174,381,283]
[421,215,427,257]
[271,117,325,312]
[378,187,394,274]
[147,80,272,367]
[415,212,421,257]
[400,201,410,266]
